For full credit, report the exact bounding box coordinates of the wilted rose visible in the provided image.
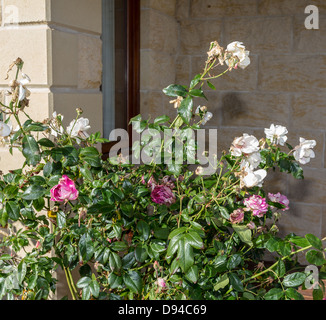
[50,175,79,202]
[151,185,176,205]
[230,208,244,224]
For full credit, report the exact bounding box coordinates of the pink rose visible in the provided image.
[230,208,244,224]
[50,175,79,202]
[268,192,289,211]
[244,195,268,218]
[151,185,176,205]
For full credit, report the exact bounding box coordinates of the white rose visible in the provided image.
[201,112,213,125]
[242,168,267,188]
[293,137,316,165]
[67,117,91,139]
[264,124,288,146]
[18,73,31,101]
[0,121,11,137]
[240,151,262,170]
[226,41,250,69]
[230,133,260,157]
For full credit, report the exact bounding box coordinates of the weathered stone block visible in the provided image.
[288,168,326,205]
[278,202,322,238]
[77,34,102,90]
[50,0,102,34]
[293,15,326,53]
[259,55,326,92]
[258,0,326,15]
[3,0,47,24]
[141,0,176,16]
[140,50,176,91]
[0,28,48,85]
[179,19,223,55]
[291,93,326,131]
[224,17,292,54]
[190,0,257,18]
[141,9,178,53]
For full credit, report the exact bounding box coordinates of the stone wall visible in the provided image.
[140,0,326,238]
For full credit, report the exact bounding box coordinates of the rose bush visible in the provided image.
[0,42,325,300]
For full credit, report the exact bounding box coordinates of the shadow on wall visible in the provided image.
[221,92,246,124]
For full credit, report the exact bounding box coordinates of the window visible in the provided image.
[102,0,140,156]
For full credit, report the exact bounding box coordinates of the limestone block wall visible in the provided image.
[140,0,326,238]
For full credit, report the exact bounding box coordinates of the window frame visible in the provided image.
[102,0,140,157]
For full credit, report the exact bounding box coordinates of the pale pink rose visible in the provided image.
[157,278,167,288]
[244,195,268,218]
[230,133,260,157]
[268,192,289,211]
[230,208,244,224]
[50,175,79,202]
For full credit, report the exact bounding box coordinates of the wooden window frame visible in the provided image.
[102,0,140,157]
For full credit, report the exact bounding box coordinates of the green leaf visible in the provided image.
[79,233,94,262]
[264,288,284,300]
[219,207,230,219]
[111,241,128,252]
[109,252,122,272]
[136,220,150,241]
[177,237,194,273]
[134,245,148,263]
[178,96,193,124]
[185,265,198,284]
[57,211,66,229]
[214,274,229,291]
[24,122,47,132]
[289,235,310,248]
[285,288,304,300]
[89,279,100,298]
[169,227,187,240]
[77,276,92,288]
[227,254,242,270]
[207,80,216,90]
[154,115,170,125]
[184,231,204,249]
[189,89,206,99]
[162,84,188,98]
[80,167,93,184]
[22,135,41,166]
[17,261,27,284]
[82,286,91,300]
[306,250,326,266]
[5,201,20,221]
[305,234,323,250]
[290,161,304,179]
[232,224,253,247]
[229,273,243,292]
[123,271,142,294]
[21,185,45,200]
[109,273,122,289]
[37,138,55,148]
[283,272,307,287]
[33,197,45,212]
